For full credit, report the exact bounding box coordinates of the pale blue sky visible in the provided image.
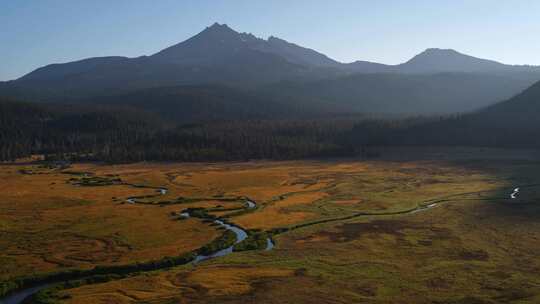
[1,0,539,80]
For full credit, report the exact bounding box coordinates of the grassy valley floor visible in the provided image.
[2,147,540,303]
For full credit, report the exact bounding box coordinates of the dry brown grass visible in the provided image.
[0,164,221,280]
[60,266,294,304]
[52,148,540,304]
[235,192,327,229]
[0,157,503,280]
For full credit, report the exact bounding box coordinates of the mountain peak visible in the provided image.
[207,22,231,30]
[400,48,505,73]
[150,22,247,63]
[201,22,237,35]
[418,48,463,57]
[424,48,458,53]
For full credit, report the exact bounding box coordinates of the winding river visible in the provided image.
[193,219,248,263]
[0,184,525,304]
[0,191,267,304]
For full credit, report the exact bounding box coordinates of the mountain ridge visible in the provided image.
[13,23,540,82]
[392,79,540,148]
[1,22,540,115]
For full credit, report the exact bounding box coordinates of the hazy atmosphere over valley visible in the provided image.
[2,1,540,303]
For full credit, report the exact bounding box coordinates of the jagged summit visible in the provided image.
[209,22,229,28]
[149,23,257,64]
[262,35,340,67]
[149,23,339,68]
[201,22,236,35]
[267,36,287,43]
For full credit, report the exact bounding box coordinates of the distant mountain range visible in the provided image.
[2,23,540,115]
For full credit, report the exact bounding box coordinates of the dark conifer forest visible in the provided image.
[2,79,540,162]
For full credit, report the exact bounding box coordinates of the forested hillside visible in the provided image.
[2,80,540,162]
[0,97,368,162]
[364,81,540,148]
[0,98,160,161]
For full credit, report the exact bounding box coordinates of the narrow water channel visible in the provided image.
[193,219,248,263]
[1,285,51,304]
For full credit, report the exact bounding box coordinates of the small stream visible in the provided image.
[193,219,248,263]
[408,186,523,215]
[265,238,275,251]
[245,200,256,209]
[188,198,273,263]
[126,188,167,204]
[410,202,439,214]
[0,285,51,304]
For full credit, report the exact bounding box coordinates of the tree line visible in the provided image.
[3,95,540,163]
[0,97,368,162]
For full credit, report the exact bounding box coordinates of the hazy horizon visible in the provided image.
[1,0,540,81]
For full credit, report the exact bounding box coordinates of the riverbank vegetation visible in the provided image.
[233,230,271,252]
[2,148,540,303]
[68,176,122,186]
